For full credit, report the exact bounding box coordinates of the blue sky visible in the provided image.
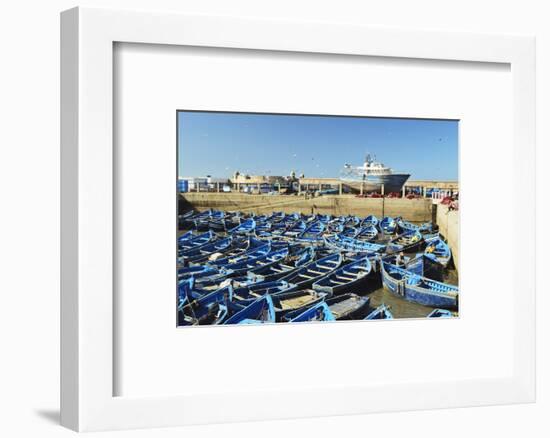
[178,111,458,180]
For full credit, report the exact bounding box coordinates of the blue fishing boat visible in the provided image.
[323,293,371,319]
[208,214,234,232]
[396,217,433,233]
[178,284,233,325]
[247,246,316,282]
[270,289,329,321]
[344,216,361,227]
[254,220,273,237]
[312,256,373,296]
[208,241,271,268]
[403,254,444,282]
[280,253,343,289]
[427,309,454,318]
[286,301,336,323]
[340,226,359,238]
[355,225,379,242]
[178,210,195,228]
[362,215,379,228]
[179,210,209,229]
[177,230,216,254]
[177,264,219,280]
[387,230,423,253]
[177,230,194,243]
[178,236,232,266]
[422,232,440,243]
[299,221,325,241]
[267,211,286,222]
[284,293,370,321]
[424,238,452,267]
[281,220,307,239]
[381,261,459,309]
[365,304,393,320]
[227,218,256,235]
[224,295,276,325]
[379,216,397,234]
[220,247,289,276]
[187,209,213,225]
[233,280,296,301]
[324,234,386,253]
[317,214,332,223]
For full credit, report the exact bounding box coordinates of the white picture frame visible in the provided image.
[60,7,536,432]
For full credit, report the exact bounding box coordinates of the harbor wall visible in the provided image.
[179,193,434,222]
[435,207,460,272]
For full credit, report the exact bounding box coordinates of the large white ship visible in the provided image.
[340,153,410,193]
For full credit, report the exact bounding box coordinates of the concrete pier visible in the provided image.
[179,193,435,222]
[435,207,459,272]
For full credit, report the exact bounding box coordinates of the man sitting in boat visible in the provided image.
[396,252,405,266]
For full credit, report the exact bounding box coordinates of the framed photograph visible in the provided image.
[61,7,535,432]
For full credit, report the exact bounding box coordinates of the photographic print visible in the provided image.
[177,111,459,326]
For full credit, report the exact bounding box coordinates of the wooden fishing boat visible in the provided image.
[178,284,233,326]
[281,220,307,239]
[396,218,434,233]
[267,211,286,222]
[177,230,216,254]
[379,216,397,234]
[208,215,234,232]
[299,220,326,241]
[344,215,361,227]
[247,246,316,282]
[195,210,224,230]
[280,253,343,289]
[317,214,332,223]
[362,215,379,228]
[178,236,232,266]
[207,241,270,268]
[286,301,336,322]
[179,209,208,229]
[284,293,370,321]
[387,230,424,253]
[312,256,373,296]
[427,309,454,318]
[327,222,345,234]
[185,237,252,266]
[340,226,359,238]
[233,280,297,301]
[177,230,194,243]
[219,247,289,277]
[270,289,329,321]
[355,225,379,242]
[177,264,219,280]
[422,232,440,243]
[324,294,371,319]
[424,238,451,267]
[403,254,444,281]
[365,304,393,320]
[178,210,195,229]
[324,234,386,253]
[254,220,273,237]
[381,261,459,309]
[224,295,276,325]
[227,218,256,235]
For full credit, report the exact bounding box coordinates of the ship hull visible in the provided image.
[342,174,410,194]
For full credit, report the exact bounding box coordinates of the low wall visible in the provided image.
[179,193,434,222]
[435,206,460,272]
